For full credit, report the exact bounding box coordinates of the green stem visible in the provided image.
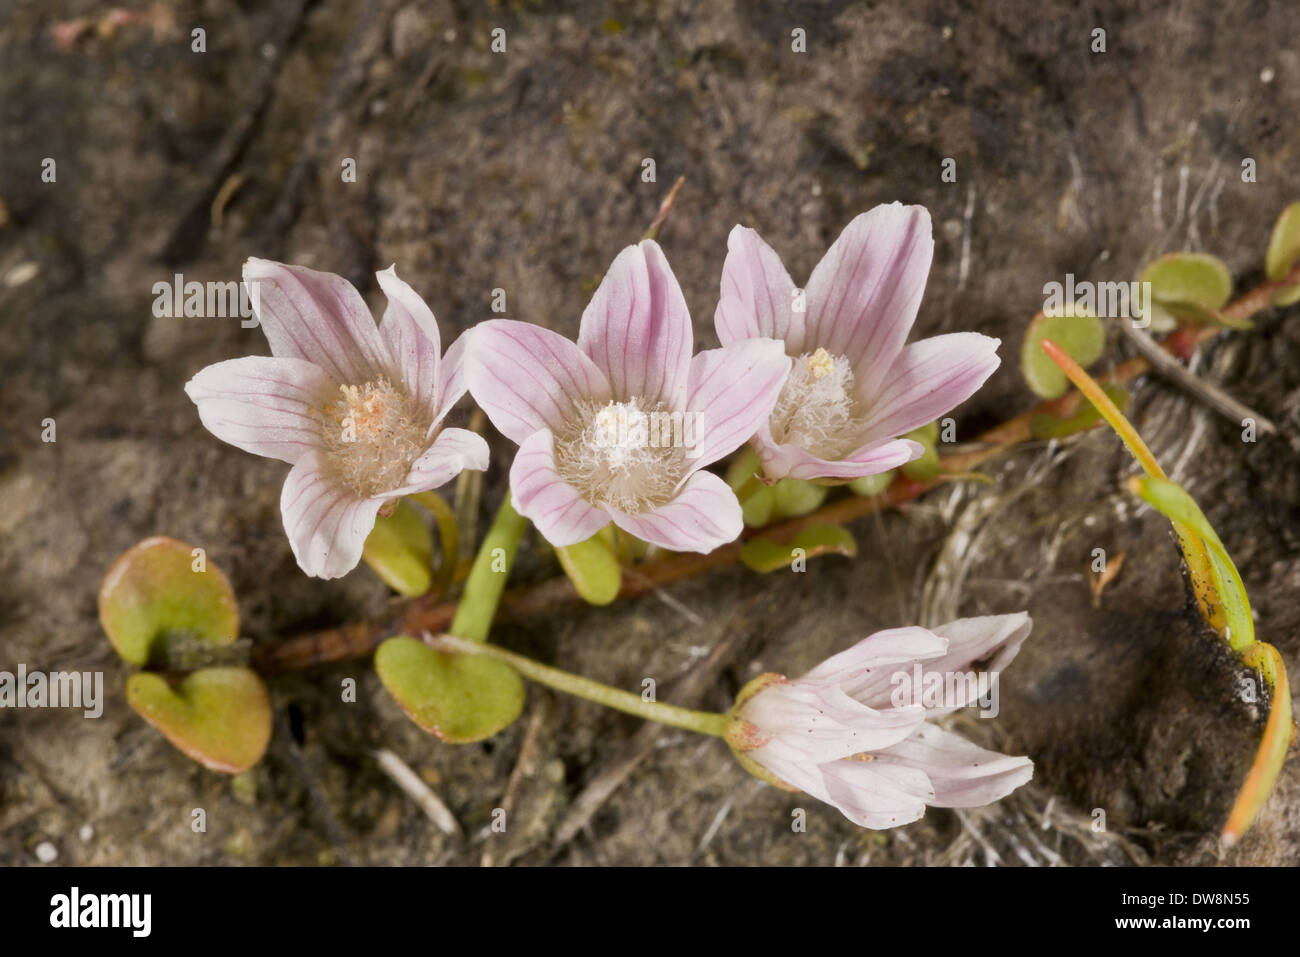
[448,493,529,642]
[408,491,459,598]
[430,633,729,736]
[734,471,766,504]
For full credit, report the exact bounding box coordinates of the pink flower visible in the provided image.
[464,240,790,553]
[725,613,1034,829]
[715,203,1001,481]
[185,259,489,579]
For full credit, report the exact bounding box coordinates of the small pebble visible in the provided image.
[4,262,39,287]
[34,841,58,863]
[79,824,94,842]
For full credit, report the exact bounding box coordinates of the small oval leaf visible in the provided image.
[900,426,942,481]
[726,448,774,527]
[127,666,271,774]
[1139,252,1232,310]
[1020,307,1106,399]
[362,500,434,597]
[1029,383,1131,439]
[1265,201,1300,280]
[769,478,829,520]
[556,533,622,605]
[848,469,895,497]
[99,537,239,666]
[740,524,857,573]
[375,636,525,743]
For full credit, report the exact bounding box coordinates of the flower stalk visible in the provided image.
[407,491,459,598]
[427,633,729,736]
[448,493,530,642]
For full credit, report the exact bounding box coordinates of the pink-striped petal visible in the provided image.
[752,419,922,482]
[184,355,333,465]
[465,319,611,446]
[244,258,390,386]
[683,339,790,471]
[741,680,925,765]
[928,612,1032,678]
[280,450,386,579]
[432,329,472,428]
[714,225,805,351]
[856,333,1001,446]
[577,240,692,411]
[816,758,935,829]
[509,429,611,547]
[388,427,489,497]
[605,470,741,553]
[850,614,1032,713]
[873,724,1034,808]
[804,204,934,396]
[801,626,949,688]
[376,265,441,419]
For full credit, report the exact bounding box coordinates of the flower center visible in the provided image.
[319,378,429,498]
[767,348,867,459]
[553,397,687,514]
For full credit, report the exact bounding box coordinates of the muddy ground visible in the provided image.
[1,0,1298,866]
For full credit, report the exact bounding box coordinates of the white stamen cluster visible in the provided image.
[319,378,429,497]
[554,397,686,514]
[768,347,867,459]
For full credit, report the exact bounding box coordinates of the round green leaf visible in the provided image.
[99,537,239,666]
[1020,307,1106,399]
[769,478,829,520]
[740,485,775,527]
[726,448,776,526]
[1265,202,1300,305]
[848,469,895,497]
[375,636,525,743]
[901,426,941,481]
[1265,202,1300,280]
[362,500,434,597]
[1139,252,1232,310]
[127,666,271,774]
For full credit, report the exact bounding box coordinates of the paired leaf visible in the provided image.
[127,667,271,774]
[362,500,435,597]
[375,635,525,743]
[1021,306,1106,399]
[901,424,942,481]
[770,476,829,517]
[726,448,827,527]
[1029,384,1131,439]
[739,524,857,573]
[557,533,622,605]
[597,524,649,564]
[1265,202,1300,306]
[1138,252,1233,332]
[99,537,239,666]
[848,469,895,497]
